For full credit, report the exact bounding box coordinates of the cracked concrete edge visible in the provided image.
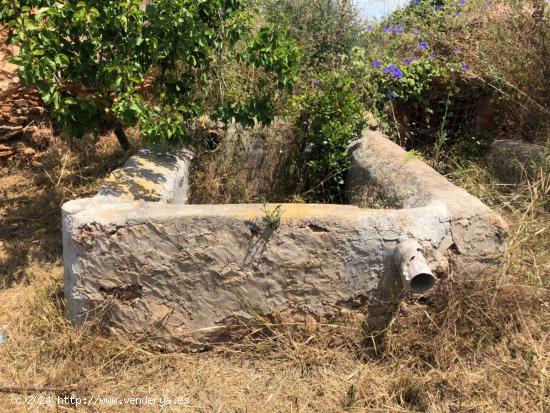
[61,200,503,347]
[348,130,488,211]
[95,146,194,204]
[61,201,450,344]
[347,129,508,261]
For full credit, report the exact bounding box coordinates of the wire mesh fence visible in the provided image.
[394,79,489,150]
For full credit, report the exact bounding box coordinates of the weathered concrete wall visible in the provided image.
[97,147,193,203]
[347,131,508,274]
[63,130,507,349]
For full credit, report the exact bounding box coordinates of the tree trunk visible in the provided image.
[114,126,130,151]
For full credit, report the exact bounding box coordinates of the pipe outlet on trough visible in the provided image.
[394,239,437,293]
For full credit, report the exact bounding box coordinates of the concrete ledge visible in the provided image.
[347,131,508,271]
[62,130,507,349]
[97,147,194,203]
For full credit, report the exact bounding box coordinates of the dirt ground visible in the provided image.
[0,29,549,412]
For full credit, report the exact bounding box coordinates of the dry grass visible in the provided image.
[0,132,135,287]
[0,132,548,412]
[189,120,302,204]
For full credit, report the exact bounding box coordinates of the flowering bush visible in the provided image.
[369,0,550,144]
[346,0,501,153]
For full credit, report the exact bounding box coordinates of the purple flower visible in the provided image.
[461,63,469,72]
[402,57,413,65]
[435,6,443,11]
[453,0,466,5]
[412,0,421,4]
[386,90,396,101]
[367,25,375,32]
[372,60,382,69]
[413,28,421,35]
[308,78,319,85]
[419,41,428,50]
[384,65,403,79]
[383,26,392,33]
[393,24,405,34]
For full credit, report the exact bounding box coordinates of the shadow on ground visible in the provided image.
[0,135,132,287]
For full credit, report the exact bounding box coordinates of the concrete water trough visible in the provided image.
[62,130,508,349]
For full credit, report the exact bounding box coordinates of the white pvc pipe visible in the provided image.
[394,240,437,293]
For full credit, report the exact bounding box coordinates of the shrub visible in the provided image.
[293,72,365,202]
[0,0,50,26]
[349,43,484,154]
[358,0,550,151]
[262,0,363,71]
[3,0,301,148]
[212,23,302,127]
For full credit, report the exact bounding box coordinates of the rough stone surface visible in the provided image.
[63,130,508,349]
[97,147,193,203]
[486,139,548,184]
[347,131,508,274]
